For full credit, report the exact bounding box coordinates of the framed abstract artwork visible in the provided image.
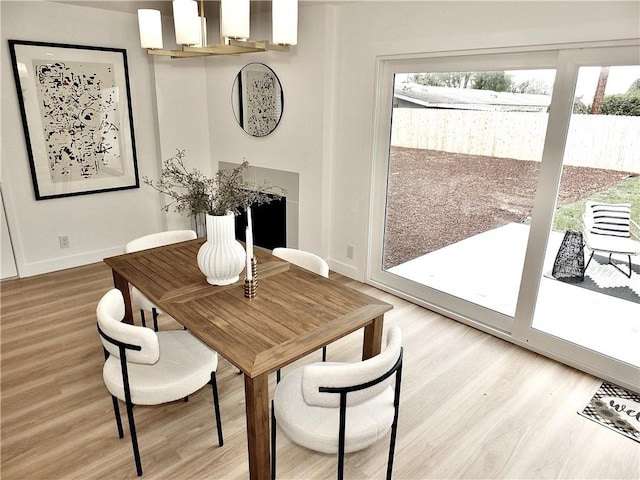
[8,40,139,200]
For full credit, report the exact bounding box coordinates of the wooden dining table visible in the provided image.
[103,238,393,480]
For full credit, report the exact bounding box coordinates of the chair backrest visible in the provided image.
[124,230,197,254]
[585,201,631,238]
[301,326,402,408]
[272,247,329,278]
[97,289,159,364]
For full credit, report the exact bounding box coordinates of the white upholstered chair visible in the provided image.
[271,326,403,480]
[124,230,197,330]
[97,289,223,476]
[583,201,640,278]
[272,247,330,381]
[272,247,330,278]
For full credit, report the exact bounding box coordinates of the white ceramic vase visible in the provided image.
[197,213,246,285]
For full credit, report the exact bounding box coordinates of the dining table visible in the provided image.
[103,238,393,480]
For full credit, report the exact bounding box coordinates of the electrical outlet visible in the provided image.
[346,245,354,259]
[59,235,70,249]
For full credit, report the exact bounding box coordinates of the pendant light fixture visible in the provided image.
[137,0,298,59]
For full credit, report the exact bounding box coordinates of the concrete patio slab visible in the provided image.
[388,223,640,367]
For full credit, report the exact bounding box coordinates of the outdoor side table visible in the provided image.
[552,229,585,283]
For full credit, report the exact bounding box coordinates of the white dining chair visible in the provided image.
[272,247,330,381]
[97,288,223,477]
[271,326,403,480]
[124,230,197,330]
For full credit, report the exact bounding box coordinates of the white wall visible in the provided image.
[204,4,334,257]
[152,56,213,232]
[140,4,334,256]
[1,1,163,277]
[1,1,638,281]
[1,188,18,279]
[327,1,640,280]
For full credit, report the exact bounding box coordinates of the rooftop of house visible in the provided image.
[394,82,551,112]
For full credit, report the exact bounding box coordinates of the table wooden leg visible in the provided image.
[362,314,384,360]
[244,373,270,480]
[111,270,134,325]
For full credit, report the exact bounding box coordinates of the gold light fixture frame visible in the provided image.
[144,0,292,59]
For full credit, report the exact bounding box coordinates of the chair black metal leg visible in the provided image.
[210,372,224,446]
[139,310,147,328]
[111,395,124,438]
[387,362,403,480]
[585,250,595,272]
[608,253,633,278]
[386,422,399,480]
[271,400,276,480]
[276,369,281,383]
[152,308,159,332]
[125,398,143,476]
[337,393,347,480]
[322,346,327,362]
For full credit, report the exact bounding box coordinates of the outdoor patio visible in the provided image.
[388,223,640,367]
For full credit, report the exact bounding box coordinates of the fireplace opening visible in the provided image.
[235,193,287,250]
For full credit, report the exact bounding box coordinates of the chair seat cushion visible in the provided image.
[586,234,640,256]
[131,287,163,314]
[274,365,395,454]
[103,330,217,405]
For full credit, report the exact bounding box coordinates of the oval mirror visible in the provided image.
[232,63,284,137]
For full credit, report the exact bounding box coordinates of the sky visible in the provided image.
[573,66,640,102]
[510,66,640,103]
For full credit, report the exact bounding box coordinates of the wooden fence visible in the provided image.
[391,109,640,173]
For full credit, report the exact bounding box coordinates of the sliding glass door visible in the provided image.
[531,63,640,368]
[370,43,640,390]
[385,68,555,318]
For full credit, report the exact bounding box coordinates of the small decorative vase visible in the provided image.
[197,213,246,285]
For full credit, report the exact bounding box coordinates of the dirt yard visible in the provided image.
[384,146,633,269]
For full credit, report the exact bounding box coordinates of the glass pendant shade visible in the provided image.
[173,0,200,46]
[137,0,295,57]
[197,16,207,47]
[272,0,298,45]
[221,0,250,40]
[137,9,163,49]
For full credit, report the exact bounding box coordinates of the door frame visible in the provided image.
[368,40,640,392]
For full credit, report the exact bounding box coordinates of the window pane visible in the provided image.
[384,69,555,316]
[533,65,640,366]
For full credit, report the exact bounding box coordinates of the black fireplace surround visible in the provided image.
[235,193,287,251]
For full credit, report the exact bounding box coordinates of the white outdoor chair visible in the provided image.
[583,201,640,278]
[124,230,197,330]
[271,326,403,480]
[272,247,330,381]
[97,289,223,477]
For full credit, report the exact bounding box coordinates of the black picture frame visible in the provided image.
[8,40,139,200]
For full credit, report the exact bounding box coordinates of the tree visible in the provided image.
[471,71,513,92]
[627,78,640,93]
[409,72,471,88]
[600,93,640,116]
[590,66,610,114]
[509,77,551,95]
[573,97,590,114]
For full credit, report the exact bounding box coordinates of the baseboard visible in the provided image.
[328,258,361,281]
[16,246,123,278]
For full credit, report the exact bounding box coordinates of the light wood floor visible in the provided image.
[1,262,638,479]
